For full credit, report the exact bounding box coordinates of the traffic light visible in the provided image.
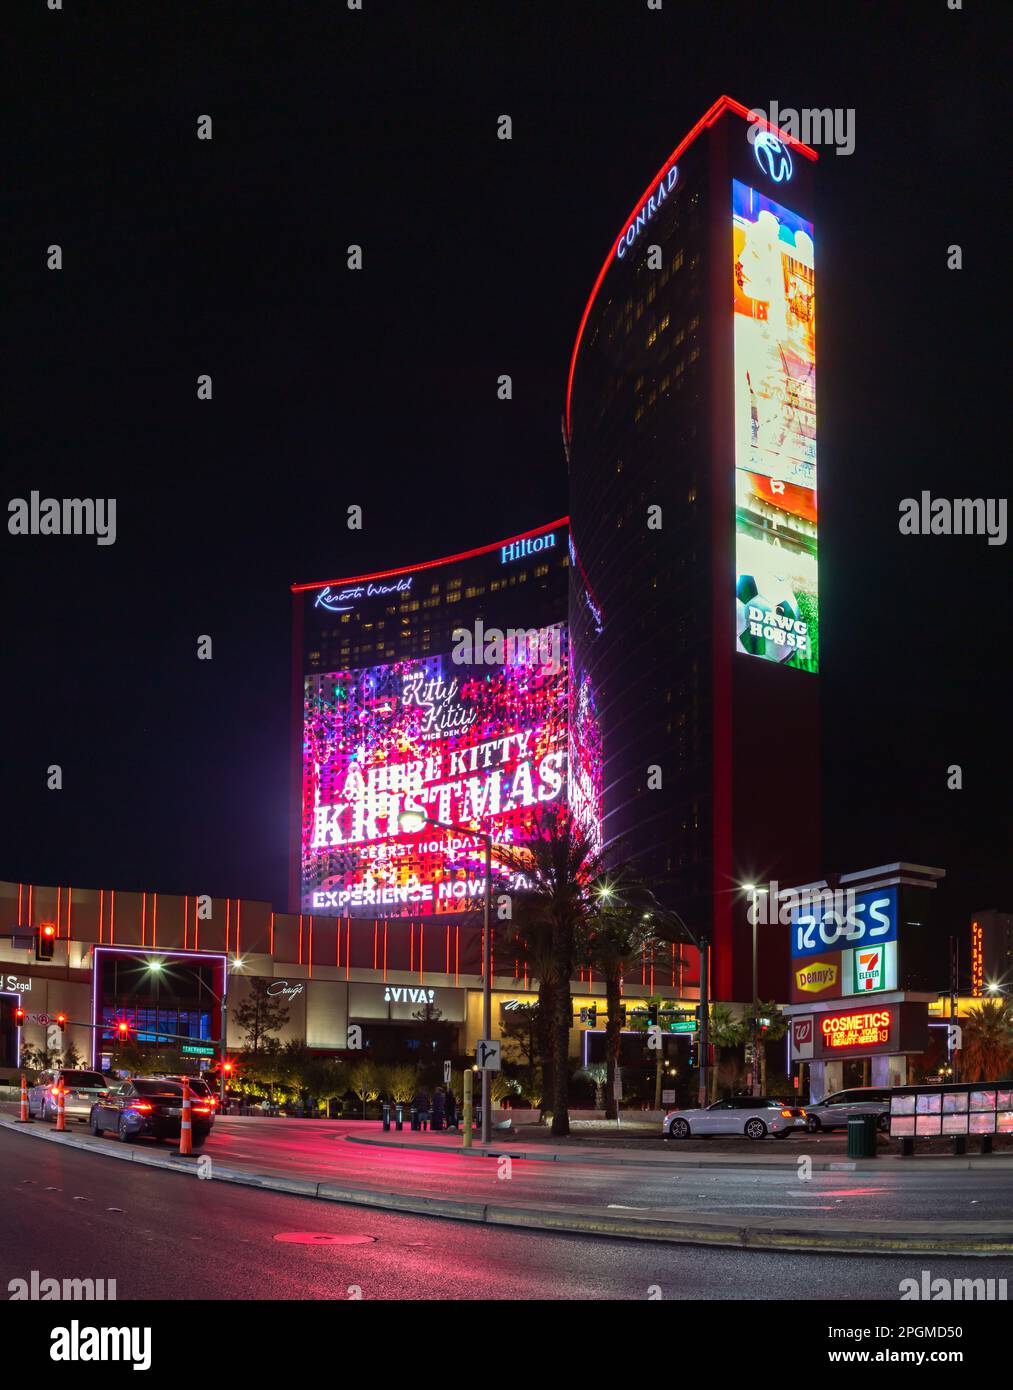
[578,1008,588,1024]
[36,922,57,961]
[15,1006,26,1026]
[586,1005,597,1028]
[647,1003,659,1027]
[116,1020,130,1042]
[223,1061,233,1076]
[55,1013,67,1034]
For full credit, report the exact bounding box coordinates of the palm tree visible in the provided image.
[585,872,661,1118]
[959,1000,1013,1081]
[707,1004,746,1101]
[754,999,789,1095]
[499,809,605,1136]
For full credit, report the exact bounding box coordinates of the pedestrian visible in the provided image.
[416,1088,430,1131]
[444,1086,458,1132]
[431,1085,445,1132]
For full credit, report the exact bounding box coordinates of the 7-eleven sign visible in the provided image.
[855,948,884,992]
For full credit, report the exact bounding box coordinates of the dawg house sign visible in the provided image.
[301,637,567,917]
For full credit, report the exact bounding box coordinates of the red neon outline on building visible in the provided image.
[291,517,569,593]
[564,95,817,437]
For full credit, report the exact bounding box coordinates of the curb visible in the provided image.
[345,1131,1013,1173]
[4,1116,1011,1257]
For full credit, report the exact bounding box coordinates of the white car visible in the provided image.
[29,1069,110,1123]
[664,1096,807,1141]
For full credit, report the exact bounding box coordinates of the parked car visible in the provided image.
[664,1096,807,1141]
[803,1087,892,1133]
[88,1078,213,1147]
[147,1074,218,1123]
[28,1069,109,1123]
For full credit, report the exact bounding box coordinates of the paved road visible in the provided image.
[15,1115,1013,1224]
[1,1127,1003,1301]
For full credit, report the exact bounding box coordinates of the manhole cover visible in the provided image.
[273,1232,376,1246]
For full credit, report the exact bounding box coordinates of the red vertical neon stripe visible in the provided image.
[225,899,231,954]
[56,887,62,937]
[298,915,303,964]
[383,921,388,980]
[344,921,350,980]
[109,890,115,944]
[446,926,450,975]
[236,899,241,958]
[17,883,23,926]
[410,924,414,974]
[454,926,459,985]
[308,916,314,978]
[269,911,275,954]
[67,886,73,937]
[99,889,104,945]
[373,922,378,970]
[419,922,424,983]
[151,892,157,948]
[27,885,33,925]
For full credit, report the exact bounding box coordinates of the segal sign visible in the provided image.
[3,974,33,993]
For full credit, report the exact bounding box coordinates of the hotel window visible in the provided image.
[673,249,684,271]
[447,578,462,590]
[464,586,485,598]
[647,284,656,303]
[646,329,657,349]
[659,314,670,333]
[635,300,644,320]
[534,564,549,577]
[423,596,440,608]
[446,591,460,603]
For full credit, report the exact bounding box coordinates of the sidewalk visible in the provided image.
[350,1126,1013,1172]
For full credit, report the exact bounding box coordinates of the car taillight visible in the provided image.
[209,1097,218,1107]
[192,1105,211,1115]
[128,1102,153,1113]
[780,1109,793,1118]
[799,1108,807,1116]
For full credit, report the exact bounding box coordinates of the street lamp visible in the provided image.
[399,807,494,1145]
[742,884,768,1096]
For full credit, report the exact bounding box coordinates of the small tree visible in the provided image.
[707,1004,746,1101]
[576,1064,608,1109]
[753,1000,789,1095]
[232,979,290,1056]
[386,1064,418,1104]
[349,1060,381,1119]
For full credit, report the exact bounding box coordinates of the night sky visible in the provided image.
[4,2,1008,952]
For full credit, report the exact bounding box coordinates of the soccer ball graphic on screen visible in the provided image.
[736,573,806,663]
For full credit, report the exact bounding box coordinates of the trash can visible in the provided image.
[395,1103,404,1132]
[381,1102,391,1131]
[847,1113,878,1158]
[410,1105,420,1132]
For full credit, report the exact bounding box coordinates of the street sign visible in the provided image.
[668,1020,697,1033]
[443,1060,452,1084]
[27,1012,49,1026]
[661,1089,676,1105]
[181,1044,216,1057]
[476,1039,501,1071]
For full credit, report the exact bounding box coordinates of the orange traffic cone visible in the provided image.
[20,1074,29,1123]
[179,1076,192,1155]
[55,1081,66,1132]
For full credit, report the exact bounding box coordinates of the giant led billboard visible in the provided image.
[733,180,818,672]
[301,630,567,916]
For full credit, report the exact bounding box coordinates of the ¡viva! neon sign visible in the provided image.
[616,165,679,260]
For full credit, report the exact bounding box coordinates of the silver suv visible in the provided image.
[804,1087,892,1134]
[28,1069,109,1123]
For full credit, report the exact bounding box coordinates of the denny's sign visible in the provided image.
[792,954,841,1001]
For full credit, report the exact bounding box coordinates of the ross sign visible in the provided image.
[791,888,898,959]
[476,1039,501,1071]
[181,1044,216,1057]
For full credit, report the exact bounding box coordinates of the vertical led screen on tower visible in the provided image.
[732,180,818,672]
[301,630,568,917]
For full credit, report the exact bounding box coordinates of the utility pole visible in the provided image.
[697,934,709,1108]
[949,934,960,1083]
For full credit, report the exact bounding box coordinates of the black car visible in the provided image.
[89,1078,213,1147]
